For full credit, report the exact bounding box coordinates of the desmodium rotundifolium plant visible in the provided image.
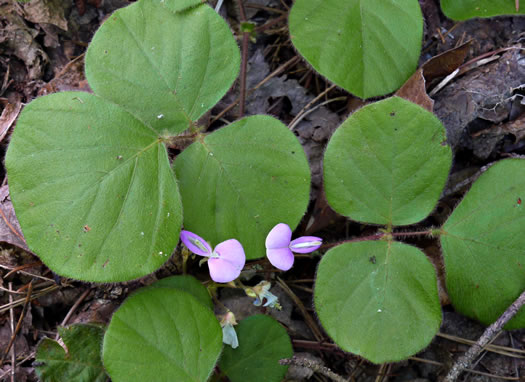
[5,0,525,380]
[288,0,525,365]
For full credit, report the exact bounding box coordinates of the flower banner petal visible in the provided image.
[265,223,292,249]
[208,239,245,283]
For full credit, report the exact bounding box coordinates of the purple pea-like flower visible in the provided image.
[265,223,322,271]
[180,230,246,283]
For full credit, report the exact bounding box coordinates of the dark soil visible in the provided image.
[1,0,525,381]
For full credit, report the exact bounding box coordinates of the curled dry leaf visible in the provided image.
[0,185,31,252]
[421,40,472,82]
[395,68,434,112]
[472,112,525,143]
[395,41,472,112]
[0,101,22,143]
[22,0,69,31]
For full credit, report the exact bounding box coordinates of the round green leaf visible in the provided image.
[315,240,442,363]
[85,0,240,134]
[441,159,525,329]
[5,92,182,282]
[219,315,292,382]
[103,287,222,382]
[441,0,525,20]
[36,324,107,382]
[174,115,311,260]
[150,275,213,310]
[289,0,423,99]
[324,97,451,226]
[162,0,204,13]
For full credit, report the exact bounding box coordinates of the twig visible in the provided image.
[288,83,337,129]
[1,282,33,367]
[210,56,299,124]
[0,285,59,314]
[288,96,347,131]
[276,277,324,341]
[215,0,224,12]
[0,207,25,243]
[245,2,286,14]
[3,262,42,279]
[443,288,525,382]
[0,263,53,283]
[0,352,35,381]
[55,288,92,340]
[289,84,336,130]
[8,283,14,382]
[375,363,391,382]
[255,14,287,33]
[279,356,346,382]
[437,332,525,358]
[293,340,520,381]
[410,356,519,381]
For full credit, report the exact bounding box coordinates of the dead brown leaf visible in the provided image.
[472,113,525,143]
[0,185,31,253]
[0,101,21,143]
[422,40,472,83]
[395,68,434,112]
[22,0,68,31]
[0,2,49,80]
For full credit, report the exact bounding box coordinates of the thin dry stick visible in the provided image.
[437,332,525,358]
[293,339,520,381]
[288,83,337,128]
[0,351,36,381]
[1,282,33,367]
[3,262,42,279]
[410,356,519,381]
[54,288,92,340]
[0,207,25,243]
[8,282,14,382]
[288,97,347,131]
[276,277,324,341]
[210,56,299,124]
[279,356,346,382]
[443,288,525,382]
[0,285,59,314]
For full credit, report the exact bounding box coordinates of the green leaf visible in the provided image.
[289,0,423,99]
[314,240,442,363]
[103,287,222,382]
[174,115,311,260]
[5,92,182,282]
[150,275,213,310]
[323,97,451,226]
[35,324,107,382]
[85,0,240,134]
[219,315,292,382]
[441,159,525,328]
[441,0,524,20]
[161,0,204,13]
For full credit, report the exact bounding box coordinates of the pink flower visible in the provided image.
[265,223,322,271]
[180,230,246,283]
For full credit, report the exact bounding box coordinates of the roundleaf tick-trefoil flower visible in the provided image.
[265,223,322,271]
[180,230,246,283]
[219,311,239,349]
[246,281,282,310]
